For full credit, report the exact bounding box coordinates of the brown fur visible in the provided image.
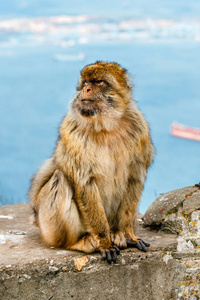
[29,61,154,255]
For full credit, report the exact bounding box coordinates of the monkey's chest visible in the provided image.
[92,146,130,217]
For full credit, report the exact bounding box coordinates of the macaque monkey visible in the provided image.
[29,61,154,263]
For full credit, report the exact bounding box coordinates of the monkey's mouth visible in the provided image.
[79,107,98,117]
[81,99,95,103]
[78,99,100,117]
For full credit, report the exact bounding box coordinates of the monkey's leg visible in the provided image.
[110,231,127,249]
[37,170,84,248]
[70,234,120,263]
[74,179,120,263]
[116,179,150,252]
[69,234,120,263]
[70,234,99,253]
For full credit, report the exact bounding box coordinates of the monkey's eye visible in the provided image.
[84,80,90,85]
[94,80,105,86]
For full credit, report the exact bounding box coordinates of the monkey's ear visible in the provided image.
[124,73,133,91]
[77,76,84,91]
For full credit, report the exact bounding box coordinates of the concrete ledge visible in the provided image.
[0,203,200,299]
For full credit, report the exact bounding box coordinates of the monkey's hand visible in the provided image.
[110,231,127,249]
[100,245,120,264]
[127,238,150,252]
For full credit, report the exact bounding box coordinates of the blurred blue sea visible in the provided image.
[0,1,200,213]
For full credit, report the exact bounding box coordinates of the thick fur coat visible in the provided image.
[29,62,154,261]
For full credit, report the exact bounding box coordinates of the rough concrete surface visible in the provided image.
[0,186,200,300]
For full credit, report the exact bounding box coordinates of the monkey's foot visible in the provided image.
[110,231,127,249]
[127,238,150,252]
[100,245,120,264]
[69,234,99,253]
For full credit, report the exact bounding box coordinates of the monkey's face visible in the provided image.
[74,78,110,117]
[71,62,132,120]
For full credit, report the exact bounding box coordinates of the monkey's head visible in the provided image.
[71,61,133,129]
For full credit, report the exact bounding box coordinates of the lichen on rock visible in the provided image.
[142,185,200,299]
[142,186,200,252]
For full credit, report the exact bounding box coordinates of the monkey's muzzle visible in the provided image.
[81,99,95,103]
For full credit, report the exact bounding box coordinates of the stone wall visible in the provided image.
[0,186,200,299]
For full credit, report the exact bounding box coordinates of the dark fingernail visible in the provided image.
[140,241,147,252]
[114,245,120,254]
[111,249,118,263]
[106,250,112,264]
[140,239,150,247]
[136,241,143,251]
[102,250,107,260]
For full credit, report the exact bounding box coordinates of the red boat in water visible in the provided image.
[171,123,200,142]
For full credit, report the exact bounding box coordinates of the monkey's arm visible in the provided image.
[119,130,154,251]
[116,173,150,252]
[75,179,120,263]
